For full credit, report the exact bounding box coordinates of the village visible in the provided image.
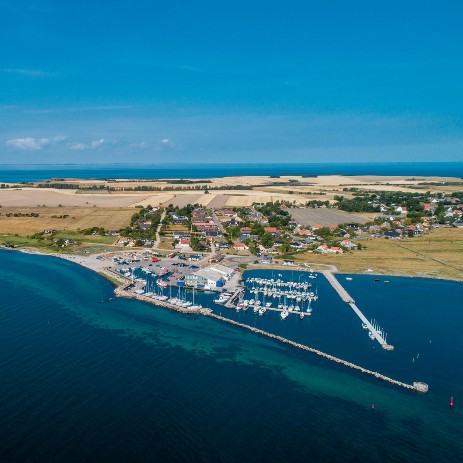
[110,190,463,263]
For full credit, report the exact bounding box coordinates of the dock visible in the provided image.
[322,271,394,350]
[224,287,245,308]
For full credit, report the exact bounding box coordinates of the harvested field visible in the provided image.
[0,189,150,207]
[224,194,306,207]
[162,194,204,208]
[0,207,133,235]
[289,208,368,226]
[131,193,175,207]
[204,194,230,209]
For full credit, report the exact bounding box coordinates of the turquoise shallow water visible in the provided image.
[1,250,463,462]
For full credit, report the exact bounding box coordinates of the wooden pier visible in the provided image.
[322,271,394,350]
[224,287,244,308]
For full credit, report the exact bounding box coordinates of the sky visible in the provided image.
[1,0,462,165]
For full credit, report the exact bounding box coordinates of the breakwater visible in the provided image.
[206,313,419,392]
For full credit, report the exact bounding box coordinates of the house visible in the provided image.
[264,227,280,236]
[43,229,57,234]
[179,238,191,248]
[316,244,330,253]
[384,230,402,239]
[233,242,248,251]
[240,227,252,234]
[118,237,130,245]
[395,206,408,214]
[340,239,357,249]
[209,254,225,263]
[312,224,322,231]
[218,209,235,217]
[172,231,190,239]
[330,246,343,254]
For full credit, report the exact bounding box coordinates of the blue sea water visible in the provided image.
[1,162,463,182]
[1,251,463,462]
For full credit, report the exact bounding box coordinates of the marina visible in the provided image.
[104,267,427,393]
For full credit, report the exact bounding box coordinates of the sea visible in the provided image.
[1,162,463,182]
[1,250,463,462]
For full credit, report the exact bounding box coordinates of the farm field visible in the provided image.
[0,207,133,235]
[288,208,368,227]
[0,189,150,207]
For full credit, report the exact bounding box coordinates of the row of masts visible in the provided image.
[365,318,388,343]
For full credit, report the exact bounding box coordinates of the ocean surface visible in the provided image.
[1,250,463,462]
[1,162,463,182]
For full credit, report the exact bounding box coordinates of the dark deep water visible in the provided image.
[1,250,463,462]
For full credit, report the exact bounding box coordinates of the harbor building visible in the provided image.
[185,264,235,289]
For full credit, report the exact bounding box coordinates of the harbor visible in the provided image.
[105,266,428,394]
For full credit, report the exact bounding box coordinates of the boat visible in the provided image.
[374,278,380,282]
[299,312,305,320]
[157,279,168,288]
[213,294,228,304]
[369,332,375,340]
[362,323,368,330]
[450,396,454,407]
[346,277,353,281]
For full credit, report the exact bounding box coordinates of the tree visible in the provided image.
[190,235,202,251]
[260,232,274,248]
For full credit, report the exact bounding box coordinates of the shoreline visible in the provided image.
[1,246,430,393]
[3,244,462,283]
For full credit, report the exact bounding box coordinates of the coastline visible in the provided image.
[1,245,430,393]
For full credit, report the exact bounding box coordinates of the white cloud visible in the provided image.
[161,138,176,148]
[91,138,107,149]
[130,141,150,149]
[69,142,87,151]
[5,135,66,150]
[6,137,41,150]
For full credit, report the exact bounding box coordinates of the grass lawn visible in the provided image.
[293,228,463,281]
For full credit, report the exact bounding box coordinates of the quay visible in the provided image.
[322,271,394,351]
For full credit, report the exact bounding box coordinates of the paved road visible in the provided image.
[152,210,166,250]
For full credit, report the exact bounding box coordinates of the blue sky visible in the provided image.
[1,0,462,164]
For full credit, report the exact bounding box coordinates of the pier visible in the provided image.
[224,287,245,308]
[322,271,394,350]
